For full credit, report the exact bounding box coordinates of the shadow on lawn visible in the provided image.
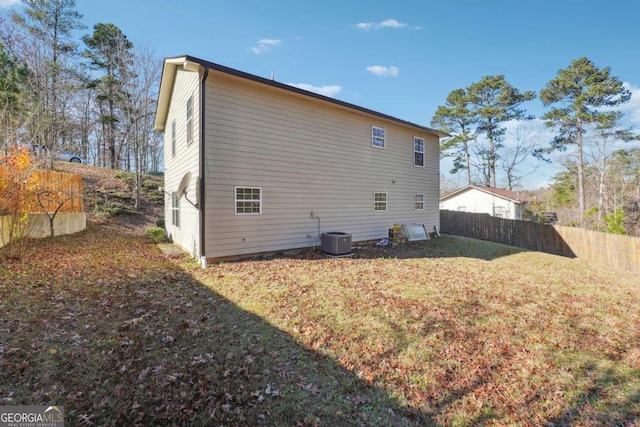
[0,228,433,426]
[265,234,529,263]
[353,234,527,261]
[546,365,640,426]
[3,228,637,425]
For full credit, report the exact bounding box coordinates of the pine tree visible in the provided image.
[467,75,536,188]
[431,88,474,185]
[83,23,133,168]
[0,41,28,151]
[540,57,631,224]
[13,0,85,161]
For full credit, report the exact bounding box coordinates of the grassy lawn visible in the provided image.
[1,227,639,426]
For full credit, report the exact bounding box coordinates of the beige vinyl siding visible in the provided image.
[203,72,439,259]
[163,67,201,256]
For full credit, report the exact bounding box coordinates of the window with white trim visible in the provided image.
[171,191,180,227]
[374,192,387,211]
[414,136,424,167]
[186,95,194,145]
[371,126,386,148]
[235,187,262,214]
[171,120,176,157]
[414,193,425,210]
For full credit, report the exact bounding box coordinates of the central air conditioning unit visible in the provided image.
[320,232,352,255]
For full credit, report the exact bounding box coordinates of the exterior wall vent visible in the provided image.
[320,232,352,255]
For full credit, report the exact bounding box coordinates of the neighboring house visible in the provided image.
[154,55,445,264]
[439,185,530,220]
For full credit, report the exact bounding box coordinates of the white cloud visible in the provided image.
[0,0,19,7]
[354,19,420,31]
[366,65,399,77]
[622,82,640,124]
[251,38,282,54]
[286,83,342,98]
[378,19,407,29]
[355,22,375,31]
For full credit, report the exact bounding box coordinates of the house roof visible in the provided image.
[439,185,531,204]
[153,55,448,138]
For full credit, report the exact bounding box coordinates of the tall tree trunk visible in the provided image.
[108,97,116,168]
[488,119,496,188]
[598,148,606,220]
[134,118,141,210]
[576,117,585,224]
[464,143,471,185]
[490,142,496,188]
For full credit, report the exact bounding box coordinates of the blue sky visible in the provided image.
[2,0,639,189]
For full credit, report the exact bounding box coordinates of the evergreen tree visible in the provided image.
[83,23,133,168]
[0,40,29,151]
[432,76,535,188]
[13,0,85,159]
[467,75,536,188]
[540,57,631,224]
[430,88,474,185]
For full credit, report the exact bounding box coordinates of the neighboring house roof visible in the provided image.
[440,185,531,204]
[153,55,448,137]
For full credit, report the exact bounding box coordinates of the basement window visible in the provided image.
[171,191,180,227]
[374,192,387,211]
[414,137,424,167]
[414,193,425,210]
[371,126,386,148]
[235,187,262,215]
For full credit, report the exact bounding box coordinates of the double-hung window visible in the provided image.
[171,191,180,227]
[371,126,386,148]
[235,187,262,214]
[414,137,425,167]
[186,95,194,145]
[414,193,425,210]
[374,192,387,211]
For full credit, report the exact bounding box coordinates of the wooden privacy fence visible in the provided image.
[0,166,83,214]
[440,210,640,274]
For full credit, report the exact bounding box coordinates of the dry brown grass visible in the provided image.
[1,227,638,426]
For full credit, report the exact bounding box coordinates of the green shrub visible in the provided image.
[107,191,133,201]
[115,171,135,186]
[145,227,168,243]
[142,178,159,191]
[94,204,138,216]
[148,190,164,202]
[604,208,626,235]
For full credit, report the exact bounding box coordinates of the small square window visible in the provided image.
[235,187,262,214]
[414,137,424,167]
[374,192,387,211]
[372,126,386,149]
[414,193,425,210]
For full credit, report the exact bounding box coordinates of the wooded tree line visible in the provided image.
[2,1,638,235]
[0,0,161,176]
[432,57,639,235]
